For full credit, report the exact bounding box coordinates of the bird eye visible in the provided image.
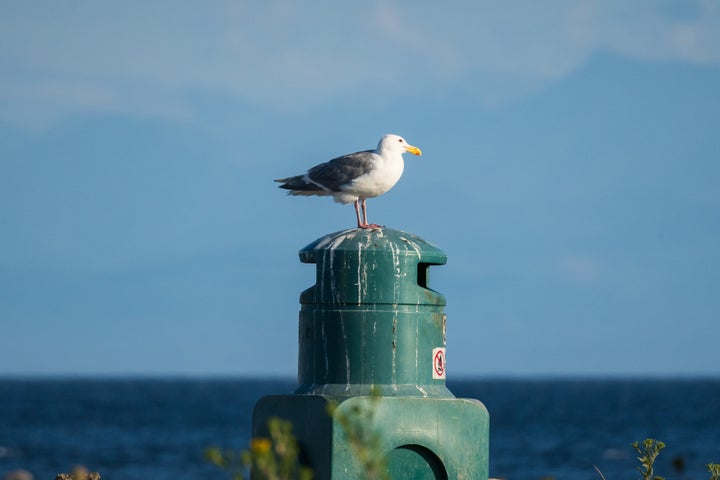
[398,138,403,142]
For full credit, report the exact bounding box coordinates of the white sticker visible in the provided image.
[432,347,446,379]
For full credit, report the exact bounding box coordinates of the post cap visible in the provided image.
[299,228,446,306]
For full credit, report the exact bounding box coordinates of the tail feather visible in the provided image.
[273,176,298,184]
[275,175,326,194]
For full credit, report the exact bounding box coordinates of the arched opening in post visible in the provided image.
[386,444,448,479]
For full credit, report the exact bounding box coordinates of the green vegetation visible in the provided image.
[54,466,101,480]
[632,438,666,480]
[208,423,719,480]
[205,417,312,480]
[593,438,718,480]
[707,463,720,480]
[206,392,388,480]
[326,388,388,480]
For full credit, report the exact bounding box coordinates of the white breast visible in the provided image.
[342,153,405,199]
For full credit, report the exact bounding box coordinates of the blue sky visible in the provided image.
[1,1,719,377]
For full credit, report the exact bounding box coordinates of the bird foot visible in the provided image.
[358,223,383,229]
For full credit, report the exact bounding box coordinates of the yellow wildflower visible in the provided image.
[250,437,272,454]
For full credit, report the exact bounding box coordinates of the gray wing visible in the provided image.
[308,150,376,190]
[276,150,376,193]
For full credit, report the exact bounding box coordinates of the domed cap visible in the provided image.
[299,228,446,306]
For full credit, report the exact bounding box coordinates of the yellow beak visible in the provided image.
[405,145,422,156]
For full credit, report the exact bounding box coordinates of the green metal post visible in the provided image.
[253,228,489,479]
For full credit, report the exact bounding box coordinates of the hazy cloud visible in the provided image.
[558,254,603,284]
[1,0,718,127]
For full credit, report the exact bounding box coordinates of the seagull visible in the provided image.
[275,134,422,229]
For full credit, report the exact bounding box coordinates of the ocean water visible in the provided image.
[1,378,718,480]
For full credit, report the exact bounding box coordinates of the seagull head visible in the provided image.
[377,134,422,157]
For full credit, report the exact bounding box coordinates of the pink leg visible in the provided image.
[360,199,381,229]
[354,200,365,228]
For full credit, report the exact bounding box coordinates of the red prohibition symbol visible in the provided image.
[434,348,446,378]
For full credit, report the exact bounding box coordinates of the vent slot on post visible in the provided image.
[417,262,431,289]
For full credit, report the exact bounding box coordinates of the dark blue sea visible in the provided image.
[1,378,718,480]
